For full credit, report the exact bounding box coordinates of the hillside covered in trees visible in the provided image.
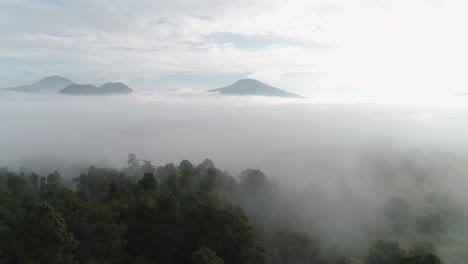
[0,155,454,264]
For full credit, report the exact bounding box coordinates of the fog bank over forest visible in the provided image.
[2,91,468,175]
[3,91,468,262]
[3,91,468,200]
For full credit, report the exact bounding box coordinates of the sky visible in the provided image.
[1,0,468,100]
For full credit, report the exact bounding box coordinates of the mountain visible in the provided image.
[99,82,133,94]
[209,79,304,98]
[59,82,132,95]
[59,84,100,95]
[6,76,75,93]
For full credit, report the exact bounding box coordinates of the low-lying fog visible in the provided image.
[2,91,468,181]
[2,91,468,192]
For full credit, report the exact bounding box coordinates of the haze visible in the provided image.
[1,91,468,174]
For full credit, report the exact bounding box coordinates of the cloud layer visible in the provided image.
[2,92,468,178]
[2,0,468,99]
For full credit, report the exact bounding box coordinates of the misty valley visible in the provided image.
[0,154,456,264]
[3,1,468,263]
[1,93,468,264]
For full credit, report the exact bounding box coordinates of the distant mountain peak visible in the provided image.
[233,78,266,85]
[209,79,304,98]
[236,78,260,83]
[39,75,73,82]
[99,82,132,94]
[6,75,75,93]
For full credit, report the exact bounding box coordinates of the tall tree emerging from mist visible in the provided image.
[138,172,158,191]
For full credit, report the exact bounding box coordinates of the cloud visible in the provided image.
[2,93,468,215]
[2,0,468,100]
[247,68,284,83]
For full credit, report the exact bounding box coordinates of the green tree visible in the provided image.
[29,173,40,191]
[270,227,322,264]
[74,166,129,201]
[46,171,64,192]
[193,247,224,264]
[0,177,20,263]
[179,160,196,190]
[367,240,403,264]
[185,199,265,264]
[39,176,47,192]
[82,204,126,263]
[123,190,181,263]
[402,242,442,264]
[6,174,27,194]
[138,173,157,192]
[19,201,78,264]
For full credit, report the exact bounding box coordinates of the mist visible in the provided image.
[2,91,468,262]
[3,91,468,168]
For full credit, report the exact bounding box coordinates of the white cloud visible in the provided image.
[247,68,284,83]
[2,0,468,102]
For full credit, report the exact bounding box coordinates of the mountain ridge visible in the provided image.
[59,82,132,95]
[2,76,133,95]
[5,76,75,93]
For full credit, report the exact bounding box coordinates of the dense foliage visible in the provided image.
[0,156,444,264]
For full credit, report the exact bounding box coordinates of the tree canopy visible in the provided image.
[0,156,445,264]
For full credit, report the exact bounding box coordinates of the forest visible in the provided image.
[0,154,451,264]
